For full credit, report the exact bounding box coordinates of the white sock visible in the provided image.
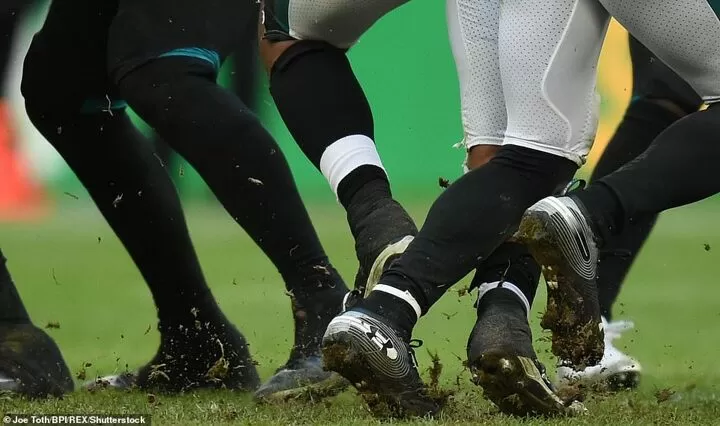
[319,135,385,197]
[476,281,531,317]
[372,284,423,321]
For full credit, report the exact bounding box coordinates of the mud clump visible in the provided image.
[540,277,604,369]
[427,350,443,389]
[556,382,586,404]
[425,351,454,412]
[655,387,675,404]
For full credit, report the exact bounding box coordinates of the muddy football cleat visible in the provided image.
[516,195,604,368]
[468,287,584,417]
[349,199,417,298]
[322,310,441,418]
[0,323,73,398]
[471,352,585,417]
[557,317,641,390]
[253,356,348,402]
[255,285,350,402]
[86,318,260,393]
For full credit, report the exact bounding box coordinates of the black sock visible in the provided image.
[23,103,222,325]
[289,284,348,358]
[269,40,393,216]
[476,287,529,320]
[269,41,374,169]
[117,57,347,301]
[375,145,577,314]
[591,98,681,318]
[358,291,417,341]
[0,249,31,323]
[471,242,541,307]
[338,166,391,211]
[577,103,720,239]
[342,173,394,236]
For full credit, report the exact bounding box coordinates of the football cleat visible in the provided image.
[516,195,604,369]
[0,323,73,398]
[85,319,259,393]
[253,356,348,402]
[322,310,441,418]
[468,287,585,417]
[254,282,350,402]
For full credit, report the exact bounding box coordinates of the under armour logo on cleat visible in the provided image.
[364,323,398,360]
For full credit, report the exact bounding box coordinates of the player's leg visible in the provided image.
[22,0,260,392]
[521,2,720,390]
[261,0,418,294]
[445,0,570,415]
[594,37,702,321]
[149,14,261,175]
[322,0,609,417]
[0,248,73,398]
[560,37,704,390]
[568,0,720,243]
[107,0,348,399]
[230,37,260,113]
[3,5,72,397]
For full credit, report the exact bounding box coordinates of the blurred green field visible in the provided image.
[1,196,720,424]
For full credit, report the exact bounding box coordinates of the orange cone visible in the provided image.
[0,101,47,221]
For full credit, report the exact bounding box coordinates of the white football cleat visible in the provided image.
[557,317,641,390]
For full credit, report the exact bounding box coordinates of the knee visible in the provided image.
[260,38,297,74]
[259,3,349,75]
[22,39,124,124]
[264,39,347,84]
[116,56,262,151]
[116,56,216,112]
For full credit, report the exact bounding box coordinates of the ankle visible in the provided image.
[476,284,530,318]
[343,177,395,239]
[357,285,421,340]
[284,262,348,304]
[157,296,225,329]
[338,166,391,211]
[570,183,624,246]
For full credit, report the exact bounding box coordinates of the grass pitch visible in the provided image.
[1,197,719,425]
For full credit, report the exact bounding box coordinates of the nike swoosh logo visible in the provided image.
[568,209,591,262]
